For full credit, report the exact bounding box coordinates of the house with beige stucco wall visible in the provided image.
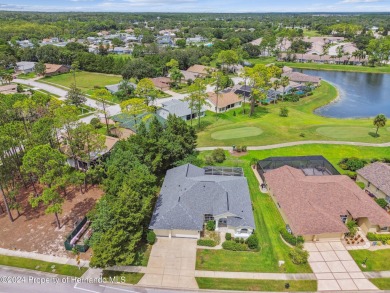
[357,162,390,204]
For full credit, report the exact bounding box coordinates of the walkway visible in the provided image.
[305,241,378,291]
[138,237,198,289]
[0,247,89,268]
[197,140,390,151]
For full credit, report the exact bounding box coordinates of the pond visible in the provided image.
[296,69,390,118]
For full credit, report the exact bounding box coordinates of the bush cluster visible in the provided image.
[284,94,300,102]
[279,228,304,246]
[367,233,390,243]
[225,233,232,240]
[197,239,217,247]
[147,231,156,245]
[279,107,289,117]
[222,240,248,251]
[90,117,103,129]
[289,247,309,264]
[246,234,259,250]
[206,220,216,231]
[338,157,367,172]
[375,198,388,209]
[211,148,226,163]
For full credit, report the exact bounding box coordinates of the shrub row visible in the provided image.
[367,233,390,242]
[279,228,304,246]
[222,240,248,251]
[197,239,217,247]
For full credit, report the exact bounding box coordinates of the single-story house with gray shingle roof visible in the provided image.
[111,112,165,133]
[105,81,137,94]
[157,99,207,121]
[16,61,36,74]
[149,164,255,239]
[357,162,390,203]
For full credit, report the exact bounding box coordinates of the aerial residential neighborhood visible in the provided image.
[0,4,390,293]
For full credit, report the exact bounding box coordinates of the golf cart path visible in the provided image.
[197,140,390,151]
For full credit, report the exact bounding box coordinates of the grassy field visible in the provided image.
[196,81,390,147]
[196,145,390,273]
[196,278,317,292]
[102,270,144,284]
[42,71,122,93]
[370,278,390,290]
[0,255,87,277]
[302,29,322,37]
[349,249,390,272]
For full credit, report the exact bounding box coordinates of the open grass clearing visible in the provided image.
[316,126,376,139]
[42,71,122,93]
[349,249,390,272]
[102,270,144,284]
[370,278,390,290]
[211,127,263,140]
[197,145,390,273]
[0,255,87,277]
[302,29,322,37]
[196,278,317,292]
[196,81,390,147]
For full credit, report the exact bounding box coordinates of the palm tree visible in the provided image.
[280,76,289,101]
[373,114,387,135]
[337,45,344,64]
[271,79,281,104]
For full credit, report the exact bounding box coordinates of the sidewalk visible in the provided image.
[0,248,89,267]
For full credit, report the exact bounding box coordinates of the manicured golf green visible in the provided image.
[197,81,390,147]
[316,126,374,139]
[211,127,263,140]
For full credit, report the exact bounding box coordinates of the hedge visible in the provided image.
[222,240,248,251]
[279,228,304,246]
[197,239,217,247]
[367,233,390,242]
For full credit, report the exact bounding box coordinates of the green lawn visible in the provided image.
[302,29,322,37]
[196,278,317,292]
[196,81,390,147]
[196,155,312,273]
[197,145,390,273]
[41,71,122,93]
[349,249,390,272]
[18,72,37,79]
[0,255,87,277]
[102,270,144,284]
[370,278,390,290]
[211,127,263,140]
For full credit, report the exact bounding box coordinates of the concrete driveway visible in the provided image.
[305,241,377,291]
[138,237,198,289]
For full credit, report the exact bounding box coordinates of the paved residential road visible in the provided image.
[0,267,199,293]
[197,140,390,151]
[14,78,121,124]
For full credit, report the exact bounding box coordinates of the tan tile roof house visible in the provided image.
[357,162,390,201]
[151,77,171,91]
[264,165,390,240]
[186,64,214,76]
[45,64,70,76]
[207,91,242,113]
[282,72,321,85]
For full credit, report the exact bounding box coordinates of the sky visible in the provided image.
[0,0,389,13]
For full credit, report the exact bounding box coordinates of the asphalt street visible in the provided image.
[0,267,199,293]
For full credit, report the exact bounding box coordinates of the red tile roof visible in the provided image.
[264,166,390,236]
